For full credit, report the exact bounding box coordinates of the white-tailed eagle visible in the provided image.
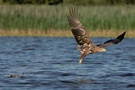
[67,7,126,64]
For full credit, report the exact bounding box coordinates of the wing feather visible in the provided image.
[67,7,93,45]
[97,31,126,47]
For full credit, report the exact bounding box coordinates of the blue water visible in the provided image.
[0,37,135,90]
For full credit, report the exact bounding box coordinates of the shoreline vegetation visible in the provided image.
[0,5,134,37]
[0,29,134,38]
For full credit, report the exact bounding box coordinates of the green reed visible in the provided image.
[0,5,135,31]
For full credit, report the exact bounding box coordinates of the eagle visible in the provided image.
[67,7,126,64]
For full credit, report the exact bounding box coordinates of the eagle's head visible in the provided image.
[95,46,106,53]
[99,47,106,52]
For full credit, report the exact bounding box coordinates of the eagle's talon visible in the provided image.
[79,59,83,64]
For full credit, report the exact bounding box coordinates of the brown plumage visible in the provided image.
[67,7,126,64]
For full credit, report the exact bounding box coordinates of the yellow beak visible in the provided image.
[101,48,106,52]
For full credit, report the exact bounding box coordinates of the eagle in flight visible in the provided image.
[67,7,126,64]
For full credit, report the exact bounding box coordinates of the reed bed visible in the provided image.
[0,5,134,37]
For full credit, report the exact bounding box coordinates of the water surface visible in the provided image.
[0,37,135,90]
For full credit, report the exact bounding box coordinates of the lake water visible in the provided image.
[0,37,135,90]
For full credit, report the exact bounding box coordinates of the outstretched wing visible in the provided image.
[67,7,94,45]
[97,31,126,47]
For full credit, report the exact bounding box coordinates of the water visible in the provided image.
[0,37,135,90]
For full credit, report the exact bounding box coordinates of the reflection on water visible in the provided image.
[0,37,135,90]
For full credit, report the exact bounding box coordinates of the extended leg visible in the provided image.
[79,53,86,64]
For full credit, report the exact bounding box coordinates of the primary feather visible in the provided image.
[67,7,93,45]
[97,31,126,47]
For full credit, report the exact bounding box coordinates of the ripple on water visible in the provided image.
[0,37,134,90]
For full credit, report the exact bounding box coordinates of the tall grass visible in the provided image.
[0,5,68,31]
[79,5,135,30]
[0,5,135,33]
